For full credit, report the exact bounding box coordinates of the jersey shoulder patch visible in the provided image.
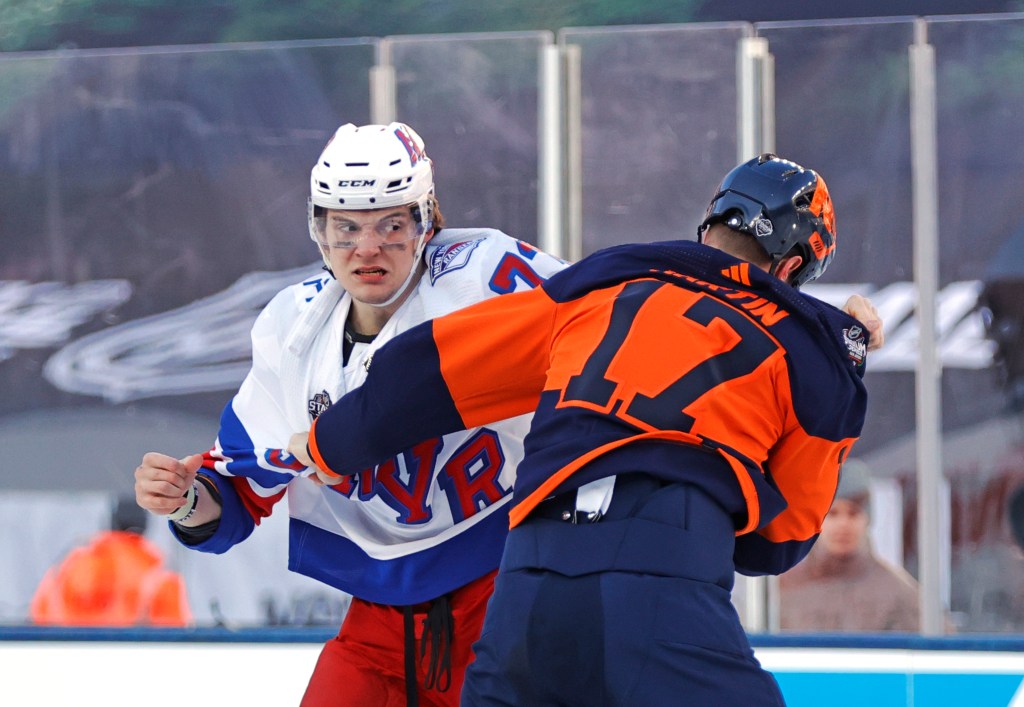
[842,322,868,367]
[429,239,482,284]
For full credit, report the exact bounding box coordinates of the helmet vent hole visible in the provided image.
[322,161,331,168]
[345,162,369,167]
[318,182,329,189]
[387,180,402,189]
[369,197,376,203]
[793,194,812,209]
[389,159,401,166]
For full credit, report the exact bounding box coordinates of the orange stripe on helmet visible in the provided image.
[809,175,836,237]
[808,232,836,261]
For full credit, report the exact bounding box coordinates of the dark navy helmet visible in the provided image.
[698,153,837,286]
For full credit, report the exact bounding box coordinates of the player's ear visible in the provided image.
[774,254,804,284]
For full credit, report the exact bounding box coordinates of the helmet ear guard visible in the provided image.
[699,153,837,286]
[409,193,435,236]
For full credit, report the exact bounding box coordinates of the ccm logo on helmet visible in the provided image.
[338,180,376,187]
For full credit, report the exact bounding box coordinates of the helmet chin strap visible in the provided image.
[366,230,430,309]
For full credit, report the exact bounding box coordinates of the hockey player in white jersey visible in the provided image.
[134,122,566,707]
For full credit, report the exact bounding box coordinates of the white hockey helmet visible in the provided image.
[308,122,435,250]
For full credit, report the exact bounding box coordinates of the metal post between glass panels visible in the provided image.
[910,18,946,637]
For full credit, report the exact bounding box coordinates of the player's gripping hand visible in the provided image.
[288,432,343,486]
[135,452,203,516]
[842,294,885,351]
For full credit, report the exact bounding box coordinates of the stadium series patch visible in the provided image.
[429,239,481,284]
[843,324,867,366]
[308,390,332,420]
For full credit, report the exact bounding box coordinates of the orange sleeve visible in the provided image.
[757,430,854,544]
[433,286,558,427]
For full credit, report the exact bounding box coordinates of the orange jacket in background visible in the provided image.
[30,530,192,627]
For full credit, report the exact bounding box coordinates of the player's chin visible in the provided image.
[342,276,388,296]
[351,286,399,306]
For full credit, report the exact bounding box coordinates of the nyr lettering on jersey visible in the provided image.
[372,438,443,524]
[308,390,332,420]
[264,448,307,472]
[429,239,481,284]
[438,429,509,523]
[844,324,867,365]
[328,430,509,524]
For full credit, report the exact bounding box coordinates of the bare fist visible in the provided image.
[842,294,884,352]
[135,452,204,516]
[288,432,343,486]
[288,432,314,467]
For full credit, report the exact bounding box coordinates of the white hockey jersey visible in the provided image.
[183,229,567,605]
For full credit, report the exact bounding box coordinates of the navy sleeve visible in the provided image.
[310,321,466,475]
[733,532,818,576]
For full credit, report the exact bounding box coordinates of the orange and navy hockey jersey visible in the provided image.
[309,240,869,575]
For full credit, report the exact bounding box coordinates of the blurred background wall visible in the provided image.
[1,0,1023,635]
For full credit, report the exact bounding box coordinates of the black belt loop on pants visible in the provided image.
[402,595,454,706]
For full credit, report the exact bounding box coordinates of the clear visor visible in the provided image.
[311,207,419,250]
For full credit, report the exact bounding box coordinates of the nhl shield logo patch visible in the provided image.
[843,325,867,366]
[308,390,332,420]
[752,217,774,238]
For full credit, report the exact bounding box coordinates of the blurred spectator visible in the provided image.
[1010,484,1024,554]
[30,496,192,627]
[980,224,1024,410]
[779,459,921,632]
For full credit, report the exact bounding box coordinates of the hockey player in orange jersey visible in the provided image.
[301,154,877,705]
